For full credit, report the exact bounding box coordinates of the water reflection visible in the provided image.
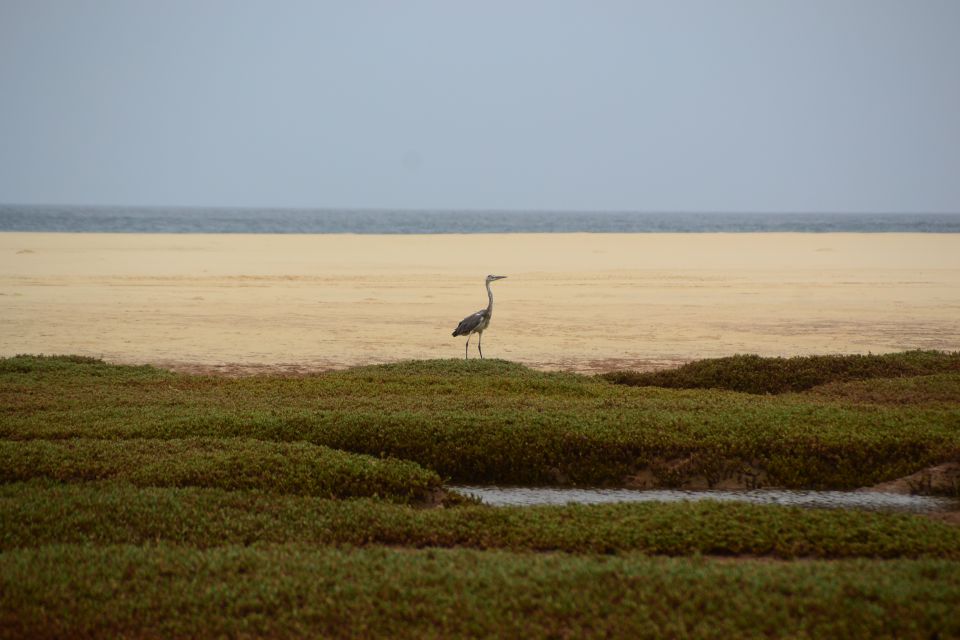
[452,486,958,513]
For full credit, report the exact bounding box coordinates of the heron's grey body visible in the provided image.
[453,309,490,338]
[452,275,506,359]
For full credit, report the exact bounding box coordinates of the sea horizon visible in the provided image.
[2,204,960,234]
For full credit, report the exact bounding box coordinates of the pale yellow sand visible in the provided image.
[1,232,958,373]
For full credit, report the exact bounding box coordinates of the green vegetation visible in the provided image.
[805,372,960,406]
[3,481,959,557]
[3,545,958,639]
[2,353,959,638]
[0,439,441,502]
[602,350,960,394]
[3,354,958,490]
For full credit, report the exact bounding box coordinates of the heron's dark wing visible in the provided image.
[452,311,485,337]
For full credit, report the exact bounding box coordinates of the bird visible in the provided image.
[452,275,507,359]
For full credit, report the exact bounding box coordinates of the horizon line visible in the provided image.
[2,203,960,217]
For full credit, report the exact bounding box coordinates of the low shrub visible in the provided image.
[3,355,958,489]
[2,545,958,638]
[0,439,441,502]
[602,351,960,394]
[3,481,959,558]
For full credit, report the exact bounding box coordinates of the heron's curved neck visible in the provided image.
[485,280,494,314]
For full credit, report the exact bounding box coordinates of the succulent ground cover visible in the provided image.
[3,481,959,557]
[0,438,441,502]
[3,545,958,640]
[602,350,960,394]
[2,353,959,638]
[3,353,958,490]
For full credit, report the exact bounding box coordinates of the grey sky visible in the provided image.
[1,0,958,212]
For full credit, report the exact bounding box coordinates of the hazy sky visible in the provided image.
[1,1,958,212]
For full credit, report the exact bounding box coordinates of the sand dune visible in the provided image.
[1,232,958,373]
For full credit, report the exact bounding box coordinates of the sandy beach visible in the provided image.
[1,232,958,373]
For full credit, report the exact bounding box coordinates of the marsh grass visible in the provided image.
[2,545,958,639]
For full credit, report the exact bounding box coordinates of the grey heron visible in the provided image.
[452,275,507,359]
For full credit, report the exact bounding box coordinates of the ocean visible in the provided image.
[1,205,959,234]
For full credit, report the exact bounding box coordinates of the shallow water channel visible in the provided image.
[452,486,958,513]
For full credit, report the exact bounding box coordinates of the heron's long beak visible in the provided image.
[491,275,507,280]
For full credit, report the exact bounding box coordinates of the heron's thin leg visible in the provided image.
[465,334,471,360]
[478,332,483,359]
